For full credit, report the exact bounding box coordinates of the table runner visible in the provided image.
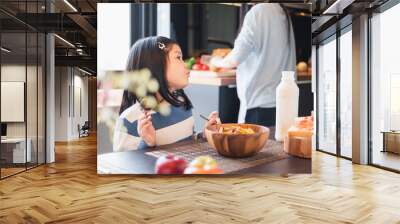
[145,140,289,173]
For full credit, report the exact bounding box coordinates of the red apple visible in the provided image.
[200,64,209,71]
[155,154,187,174]
[192,64,202,70]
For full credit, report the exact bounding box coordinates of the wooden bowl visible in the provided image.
[204,123,269,158]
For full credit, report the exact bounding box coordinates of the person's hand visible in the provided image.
[202,111,221,138]
[210,57,226,68]
[210,56,238,69]
[137,111,156,147]
[205,111,221,127]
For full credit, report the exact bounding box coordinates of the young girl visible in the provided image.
[113,36,219,151]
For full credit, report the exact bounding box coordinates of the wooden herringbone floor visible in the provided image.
[1,134,400,224]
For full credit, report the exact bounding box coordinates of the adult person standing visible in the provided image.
[210,3,296,127]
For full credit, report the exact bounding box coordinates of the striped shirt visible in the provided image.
[113,103,195,151]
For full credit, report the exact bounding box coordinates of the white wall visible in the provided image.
[1,65,33,138]
[55,67,69,141]
[79,75,89,124]
[55,67,89,141]
[71,73,89,139]
[97,3,131,75]
[1,65,26,140]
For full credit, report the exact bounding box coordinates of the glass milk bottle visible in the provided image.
[275,71,299,141]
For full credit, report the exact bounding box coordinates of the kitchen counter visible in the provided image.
[188,70,311,87]
[188,70,236,86]
[189,76,236,86]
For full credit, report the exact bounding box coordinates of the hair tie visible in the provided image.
[158,42,166,50]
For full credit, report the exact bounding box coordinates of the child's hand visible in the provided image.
[137,111,156,147]
[205,111,221,128]
[202,111,220,138]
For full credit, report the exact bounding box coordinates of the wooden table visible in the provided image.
[97,136,311,175]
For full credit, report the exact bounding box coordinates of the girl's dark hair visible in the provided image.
[119,36,192,115]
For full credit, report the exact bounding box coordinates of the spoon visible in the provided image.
[200,114,222,124]
[200,114,209,121]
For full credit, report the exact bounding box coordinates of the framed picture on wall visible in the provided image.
[1,81,25,122]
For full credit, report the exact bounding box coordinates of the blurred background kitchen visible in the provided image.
[97,3,312,153]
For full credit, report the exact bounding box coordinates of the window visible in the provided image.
[316,27,352,159]
[370,2,400,171]
[317,36,337,154]
[339,28,352,158]
[0,1,46,179]
[97,3,131,73]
